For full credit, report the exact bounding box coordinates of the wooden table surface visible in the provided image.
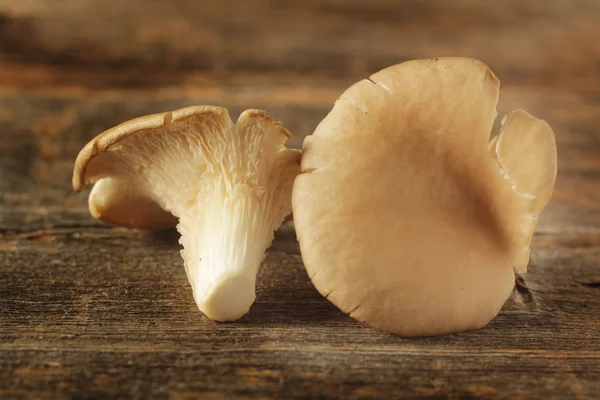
[1,1,599,398]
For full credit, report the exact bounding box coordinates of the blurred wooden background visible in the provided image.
[1,1,599,399]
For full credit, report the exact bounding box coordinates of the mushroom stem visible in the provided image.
[178,183,279,321]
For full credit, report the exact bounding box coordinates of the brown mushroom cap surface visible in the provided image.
[73,105,300,321]
[292,58,557,336]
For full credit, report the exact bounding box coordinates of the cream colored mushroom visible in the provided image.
[73,105,300,321]
[292,58,557,336]
[88,178,178,230]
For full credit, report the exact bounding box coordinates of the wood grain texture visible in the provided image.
[1,0,599,399]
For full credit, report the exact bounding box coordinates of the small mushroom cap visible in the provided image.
[487,110,557,272]
[490,110,557,211]
[292,58,557,336]
[89,178,177,230]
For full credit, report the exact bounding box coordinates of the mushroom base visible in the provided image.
[196,273,257,321]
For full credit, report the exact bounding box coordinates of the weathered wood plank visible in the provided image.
[1,225,599,399]
[1,0,600,398]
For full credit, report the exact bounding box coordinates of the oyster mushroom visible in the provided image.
[292,58,557,336]
[73,105,301,321]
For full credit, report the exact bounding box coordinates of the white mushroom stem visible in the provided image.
[178,185,281,321]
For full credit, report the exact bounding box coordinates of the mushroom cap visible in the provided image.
[488,110,557,271]
[292,58,557,336]
[88,178,178,230]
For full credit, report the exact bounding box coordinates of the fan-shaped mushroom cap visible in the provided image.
[73,105,300,321]
[292,58,557,336]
